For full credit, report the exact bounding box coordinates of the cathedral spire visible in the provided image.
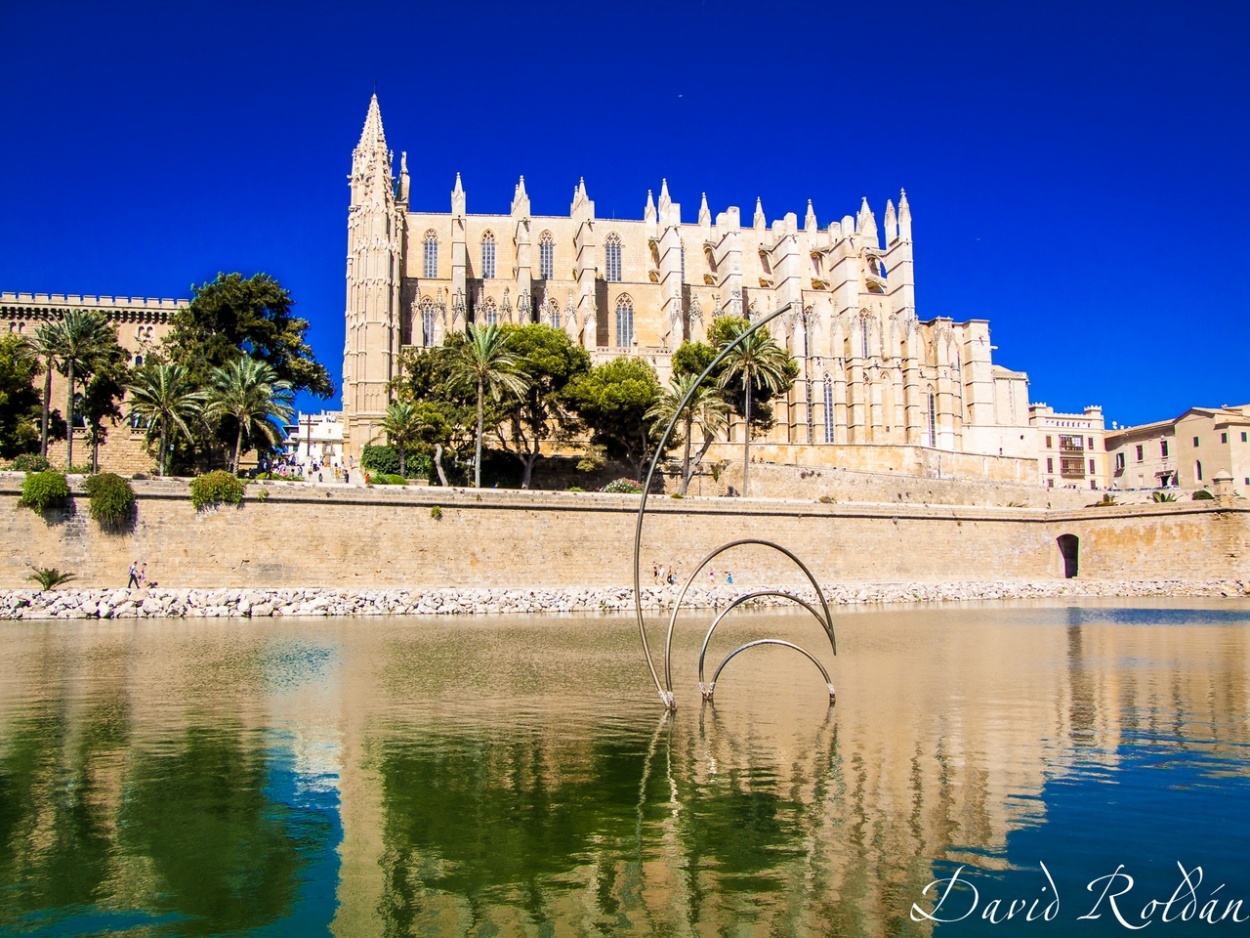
[898,188,912,241]
[698,192,711,227]
[805,199,817,232]
[356,93,388,154]
[658,178,671,213]
[351,94,394,210]
[452,172,465,216]
[644,189,656,224]
[511,174,530,216]
[884,198,897,243]
[857,196,879,248]
[753,197,766,230]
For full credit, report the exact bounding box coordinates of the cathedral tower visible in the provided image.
[343,94,406,458]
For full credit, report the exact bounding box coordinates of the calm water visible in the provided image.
[2,600,1250,936]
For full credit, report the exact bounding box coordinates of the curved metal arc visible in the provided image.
[707,639,836,703]
[695,589,831,687]
[664,538,837,694]
[633,303,794,709]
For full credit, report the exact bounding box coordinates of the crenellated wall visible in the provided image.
[2,475,1245,590]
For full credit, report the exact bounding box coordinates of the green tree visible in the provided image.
[0,334,43,459]
[26,322,63,459]
[126,363,209,476]
[50,310,116,471]
[715,319,796,496]
[392,342,482,485]
[165,272,333,397]
[646,373,732,495]
[379,400,422,476]
[563,356,668,478]
[496,324,590,488]
[445,324,529,488]
[79,338,131,473]
[205,358,295,474]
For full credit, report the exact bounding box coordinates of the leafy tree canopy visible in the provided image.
[166,272,333,398]
[0,335,43,459]
[563,356,669,476]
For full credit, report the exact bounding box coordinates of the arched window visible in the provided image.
[615,295,634,347]
[861,316,870,358]
[605,233,622,282]
[483,297,498,326]
[926,390,937,448]
[423,230,438,278]
[823,375,835,443]
[421,297,436,346]
[547,295,561,329]
[1196,460,1204,482]
[481,231,496,279]
[539,231,554,280]
[133,354,143,367]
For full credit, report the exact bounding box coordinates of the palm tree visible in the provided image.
[379,400,422,476]
[717,323,793,497]
[445,324,529,488]
[26,322,61,459]
[52,310,114,470]
[205,358,295,474]
[646,374,731,495]
[127,363,209,476]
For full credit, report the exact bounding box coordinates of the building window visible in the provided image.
[1089,458,1095,474]
[1242,432,1248,443]
[539,231,554,279]
[1114,452,1125,470]
[1087,437,1094,449]
[1045,435,1052,449]
[1196,461,1203,481]
[1221,432,1228,444]
[823,375,835,443]
[605,233,622,282]
[1047,457,1054,474]
[861,318,870,358]
[926,392,937,447]
[1161,440,1169,457]
[1135,444,1144,461]
[481,231,496,279]
[1193,436,1200,447]
[421,298,436,346]
[423,231,438,279]
[482,297,498,326]
[614,295,634,346]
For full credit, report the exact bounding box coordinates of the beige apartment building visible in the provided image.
[1030,404,1108,490]
[1106,405,1250,491]
[2,291,180,472]
[342,95,1040,474]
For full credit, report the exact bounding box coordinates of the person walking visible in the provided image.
[127,561,139,588]
[138,563,148,588]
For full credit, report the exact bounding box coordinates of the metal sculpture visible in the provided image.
[633,303,837,710]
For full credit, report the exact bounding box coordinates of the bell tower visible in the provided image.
[343,94,405,458]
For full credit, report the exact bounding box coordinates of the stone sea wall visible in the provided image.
[2,578,1248,620]
[3,475,1247,598]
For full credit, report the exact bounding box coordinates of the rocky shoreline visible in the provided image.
[1,579,1248,620]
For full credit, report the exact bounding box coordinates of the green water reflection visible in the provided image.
[1,601,1249,936]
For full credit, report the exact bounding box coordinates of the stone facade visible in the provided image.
[1106,405,1250,492]
[1,291,183,472]
[341,95,1038,470]
[1030,403,1108,490]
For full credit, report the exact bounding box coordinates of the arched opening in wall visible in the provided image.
[1195,460,1203,482]
[1057,534,1079,579]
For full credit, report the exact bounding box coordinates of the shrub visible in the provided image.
[27,566,76,590]
[410,454,433,480]
[818,495,837,504]
[189,470,245,511]
[601,478,645,494]
[1086,494,1118,507]
[670,492,684,499]
[83,472,136,530]
[66,464,94,475]
[12,453,51,473]
[369,473,407,485]
[1152,491,1178,503]
[361,445,400,476]
[566,486,584,493]
[255,488,270,501]
[1193,489,1215,500]
[430,505,443,520]
[19,470,70,513]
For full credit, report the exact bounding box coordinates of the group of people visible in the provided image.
[126,561,149,589]
[652,563,733,586]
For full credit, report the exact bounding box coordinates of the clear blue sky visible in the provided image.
[2,0,1246,429]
